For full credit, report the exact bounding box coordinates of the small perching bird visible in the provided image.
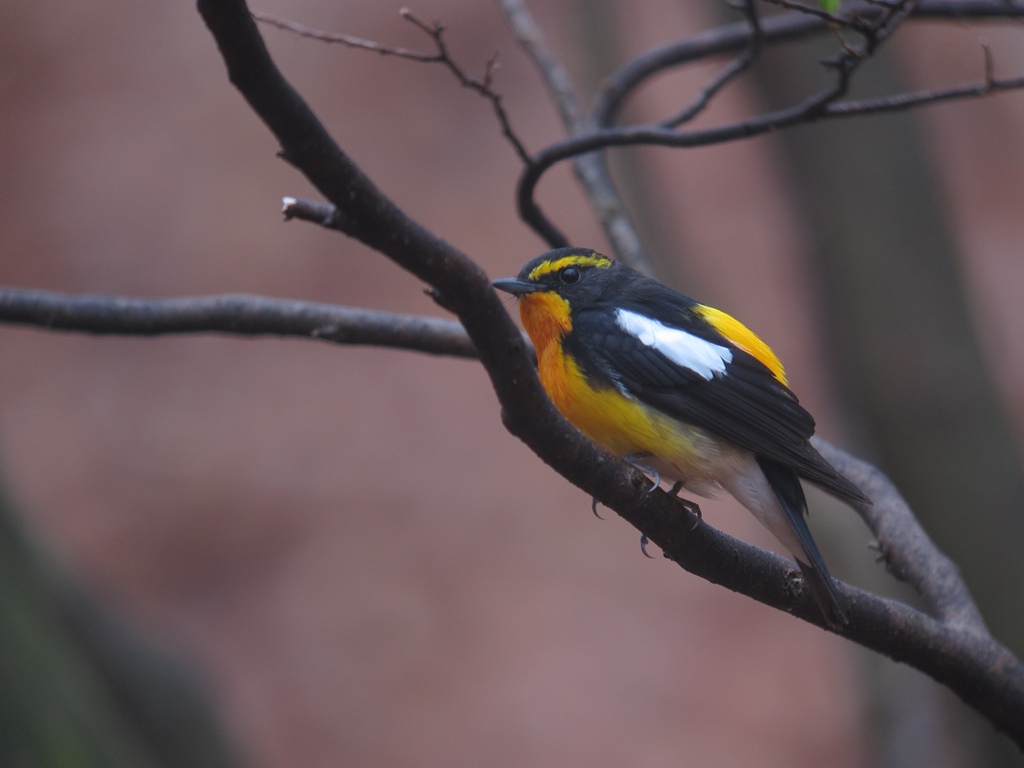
[493,248,870,626]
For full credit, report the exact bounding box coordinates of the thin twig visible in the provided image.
[821,72,1024,114]
[255,7,530,164]
[252,10,438,61]
[982,39,995,91]
[762,0,863,29]
[660,0,764,129]
[399,8,530,163]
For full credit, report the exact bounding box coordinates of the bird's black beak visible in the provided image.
[492,277,540,296]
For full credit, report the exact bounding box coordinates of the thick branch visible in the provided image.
[188,0,1024,745]
[497,0,983,643]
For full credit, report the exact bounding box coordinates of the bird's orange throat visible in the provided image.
[518,291,573,355]
[518,291,577,415]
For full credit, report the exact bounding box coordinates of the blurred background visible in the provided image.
[2,1,1023,766]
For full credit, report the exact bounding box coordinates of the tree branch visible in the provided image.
[189,0,1024,746]
[0,289,988,639]
[515,0,1024,247]
[495,0,653,273]
[517,69,1024,241]
[5,0,1002,741]
[251,9,438,61]
[661,0,763,129]
[0,287,479,358]
[255,7,531,165]
[813,438,986,631]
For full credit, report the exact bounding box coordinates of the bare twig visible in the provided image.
[657,50,749,129]
[982,39,995,91]
[762,0,860,29]
[399,8,530,163]
[251,10,438,61]
[255,7,530,164]
[282,196,340,229]
[660,0,763,129]
[0,287,479,358]
[593,11,822,127]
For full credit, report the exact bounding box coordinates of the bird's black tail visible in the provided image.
[757,457,847,627]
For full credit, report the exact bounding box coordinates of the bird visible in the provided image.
[492,247,870,626]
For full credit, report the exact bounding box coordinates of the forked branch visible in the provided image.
[1,0,1022,745]
[254,7,530,163]
[514,0,1024,248]
[195,0,1024,744]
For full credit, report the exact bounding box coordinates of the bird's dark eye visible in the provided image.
[560,267,581,285]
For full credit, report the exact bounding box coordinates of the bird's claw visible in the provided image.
[624,452,661,493]
[640,533,656,559]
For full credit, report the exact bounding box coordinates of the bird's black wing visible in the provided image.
[569,307,868,504]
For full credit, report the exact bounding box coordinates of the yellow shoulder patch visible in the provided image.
[693,304,788,386]
[528,253,613,281]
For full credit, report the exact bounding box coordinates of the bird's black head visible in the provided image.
[492,248,625,306]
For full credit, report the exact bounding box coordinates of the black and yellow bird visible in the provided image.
[493,248,870,626]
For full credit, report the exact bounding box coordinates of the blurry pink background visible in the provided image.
[2,2,1023,766]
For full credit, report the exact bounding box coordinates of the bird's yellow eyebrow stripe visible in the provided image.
[528,254,613,281]
[693,304,788,386]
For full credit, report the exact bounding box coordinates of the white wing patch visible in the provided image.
[615,308,732,380]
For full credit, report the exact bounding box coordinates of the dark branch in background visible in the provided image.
[254,8,531,164]
[496,0,654,273]
[515,0,1024,248]
[0,287,478,358]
